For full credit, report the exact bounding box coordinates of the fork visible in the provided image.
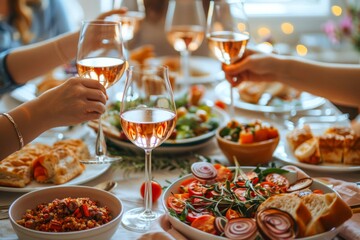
[0,205,10,220]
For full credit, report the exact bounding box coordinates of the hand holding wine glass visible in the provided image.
[207,0,250,118]
[76,20,128,163]
[120,65,176,232]
[165,0,205,84]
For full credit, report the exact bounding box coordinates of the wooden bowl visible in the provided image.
[216,127,279,165]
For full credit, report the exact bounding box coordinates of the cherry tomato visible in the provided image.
[267,127,279,139]
[214,164,233,182]
[225,208,241,220]
[254,128,268,142]
[265,173,290,190]
[214,100,227,110]
[140,181,162,203]
[191,215,216,235]
[167,193,189,213]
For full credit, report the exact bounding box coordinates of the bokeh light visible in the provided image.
[296,44,308,56]
[331,5,342,16]
[281,22,294,34]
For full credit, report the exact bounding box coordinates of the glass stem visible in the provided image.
[230,78,235,118]
[95,115,107,158]
[143,149,154,218]
[180,50,190,82]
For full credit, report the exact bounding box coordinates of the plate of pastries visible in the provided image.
[0,139,110,192]
[215,81,326,113]
[274,125,360,172]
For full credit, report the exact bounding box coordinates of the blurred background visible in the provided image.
[75,0,360,63]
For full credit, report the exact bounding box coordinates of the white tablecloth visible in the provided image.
[1,86,359,239]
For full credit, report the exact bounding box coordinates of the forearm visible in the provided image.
[0,98,53,160]
[281,57,360,107]
[6,31,79,84]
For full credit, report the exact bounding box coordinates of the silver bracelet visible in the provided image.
[1,113,24,150]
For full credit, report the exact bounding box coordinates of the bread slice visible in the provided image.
[343,135,360,165]
[302,193,353,237]
[257,193,312,237]
[286,125,314,151]
[53,139,90,160]
[318,134,344,163]
[294,137,321,164]
[0,143,51,187]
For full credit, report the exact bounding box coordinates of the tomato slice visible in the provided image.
[167,193,189,214]
[188,181,207,197]
[234,188,247,201]
[179,178,197,193]
[214,164,233,182]
[186,209,213,223]
[191,215,216,235]
[225,208,241,220]
[265,173,290,190]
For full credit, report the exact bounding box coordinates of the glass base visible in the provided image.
[121,207,163,232]
[80,155,121,164]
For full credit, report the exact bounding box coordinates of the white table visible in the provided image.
[1,86,359,239]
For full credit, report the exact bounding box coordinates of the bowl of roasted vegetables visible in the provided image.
[216,120,280,165]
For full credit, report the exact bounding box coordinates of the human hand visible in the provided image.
[222,48,284,86]
[35,77,107,128]
[96,8,128,20]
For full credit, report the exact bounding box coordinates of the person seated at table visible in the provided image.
[0,0,127,94]
[222,48,360,134]
[0,77,107,160]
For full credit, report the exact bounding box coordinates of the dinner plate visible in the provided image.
[0,164,111,193]
[274,129,360,172]
[162,166,342,240]
[106,106,229,154]
[145,56,225,84]
[214,81,326,113]
[274,139,360,172]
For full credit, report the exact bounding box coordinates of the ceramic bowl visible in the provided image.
[216,127,279,166]
[162,167,343,240]
[9,185,122,240]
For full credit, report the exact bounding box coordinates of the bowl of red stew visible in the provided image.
[9,185,122,240]
[216,120,280,166]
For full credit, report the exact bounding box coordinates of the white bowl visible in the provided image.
[9,186,122,240]
[162,167,342,240]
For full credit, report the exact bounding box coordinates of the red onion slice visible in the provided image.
[224,218,258,240]
[256,208,298,240]
[191,162,217,181]
[287,178,313,192]
[214,217,227,234]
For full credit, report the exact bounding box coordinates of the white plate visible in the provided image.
[274,131,360,172]
[215,81,326,113]
[107,106,229,154]
[10,83,38,102]
[145,56,225,84]
[0,164,111,193]
[162,167,342,240]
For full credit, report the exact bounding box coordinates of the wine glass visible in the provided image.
[165,0,205,84]
[120,65,176,232]
[112,0,145,40]
[207,0,250,118]
[76,20,128,163]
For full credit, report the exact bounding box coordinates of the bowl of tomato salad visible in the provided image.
[216,120,280,166]
[162,162,339,240]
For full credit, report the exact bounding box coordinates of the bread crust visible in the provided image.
[257,193,312,237]
[302,193,353,236]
